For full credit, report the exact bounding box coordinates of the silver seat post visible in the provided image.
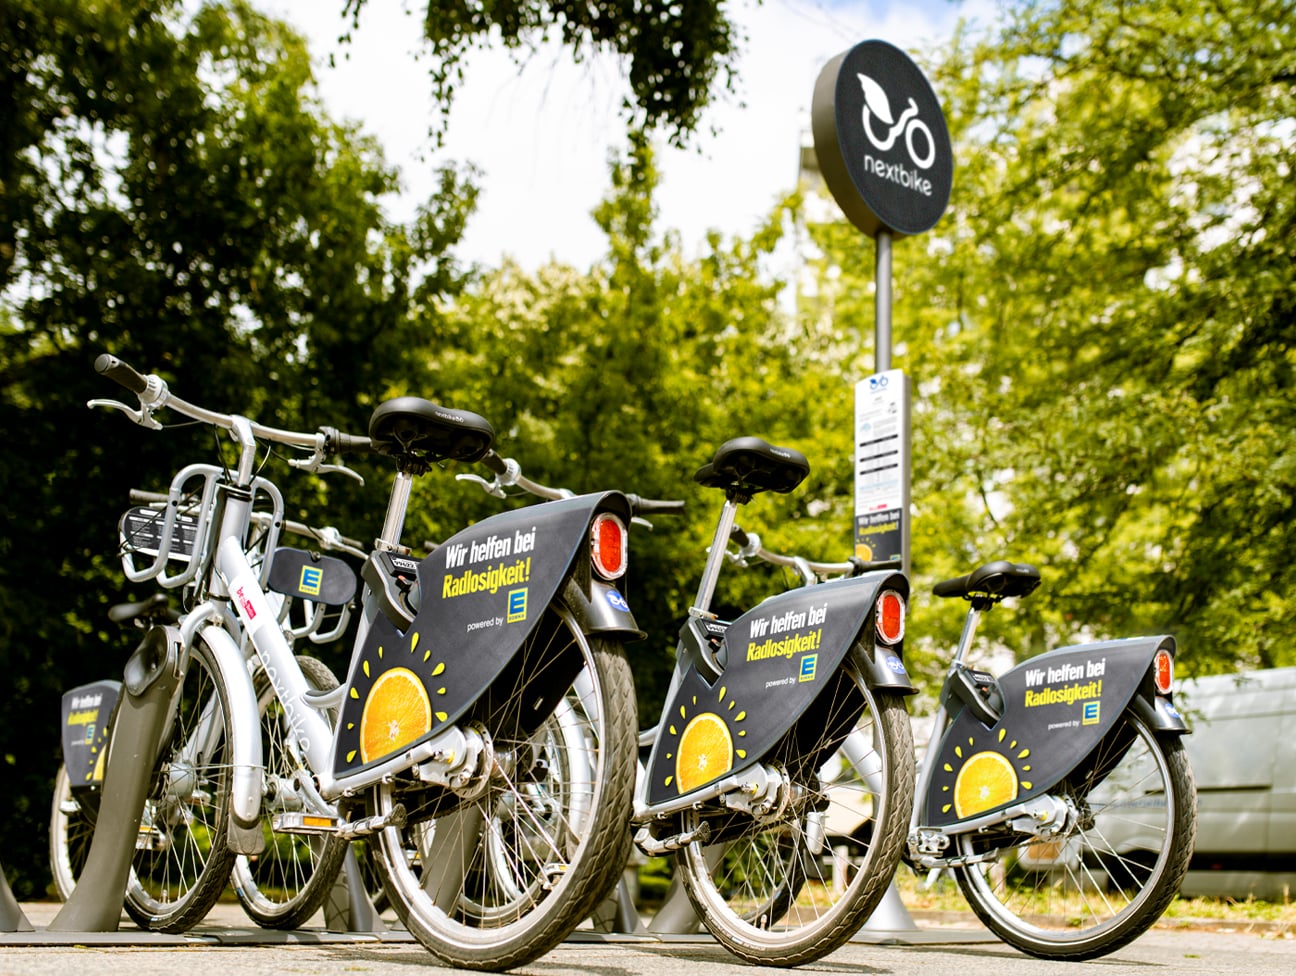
[375,467,415,551]
[911,603,985,833]
[691,498,741,616]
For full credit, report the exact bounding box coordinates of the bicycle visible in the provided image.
[721,536,1197,960]
[460,435,918,966]
[86,353,644,969]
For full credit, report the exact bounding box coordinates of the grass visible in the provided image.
[893,865,1296,930]
[636,855,1295,934]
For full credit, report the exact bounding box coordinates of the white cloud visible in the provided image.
[262,0,987,268]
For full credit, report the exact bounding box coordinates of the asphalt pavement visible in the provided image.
[2,899,1293,976]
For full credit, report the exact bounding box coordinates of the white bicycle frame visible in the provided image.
[93,371,380,836]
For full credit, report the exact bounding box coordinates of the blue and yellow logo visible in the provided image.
[507,588,528,623]
[1082,700,1101,726]
[299,565,323,597]
[799,653,818,682]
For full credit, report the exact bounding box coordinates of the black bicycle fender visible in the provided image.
[924,634,1177,827]
[59,679,122,788]
[1129,689,1190,734]
[858,642,917,693]
[562,577,644,640]
[643,570,908,806]
[330,491,634,781]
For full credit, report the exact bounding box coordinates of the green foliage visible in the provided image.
[844,0,1296,674]
[0,0,477,896]
[343,0,743,146]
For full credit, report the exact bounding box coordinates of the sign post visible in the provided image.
[810,39,953,572]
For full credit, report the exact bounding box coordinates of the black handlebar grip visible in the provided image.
[627,496,686,517]
[320,426,374,456]
[94,353,149,395]
[480,450,509,476]
[730,524,750,546]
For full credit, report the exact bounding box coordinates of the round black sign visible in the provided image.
[811,40,953,238]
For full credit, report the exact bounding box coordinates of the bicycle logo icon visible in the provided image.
[857,72,936,171]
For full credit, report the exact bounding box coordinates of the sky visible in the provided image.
[261,0,997,269]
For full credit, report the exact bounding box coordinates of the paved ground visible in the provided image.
[3,899,1293,976]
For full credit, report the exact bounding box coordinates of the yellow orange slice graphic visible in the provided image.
[953,751,1019,818]
[675,712,733,794]
[360,667,431,764]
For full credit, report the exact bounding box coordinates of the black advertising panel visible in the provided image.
[60,680,120,789]
[924,637,1167,826]
[644,573,893,806]
[330,493,629,781]
[811,39,953,238]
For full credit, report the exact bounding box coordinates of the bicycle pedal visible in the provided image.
[273,811,342,835]
[135,825,166,851]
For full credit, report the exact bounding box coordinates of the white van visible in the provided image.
[1175,666,1296,899]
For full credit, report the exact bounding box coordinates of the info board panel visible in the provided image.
[854,369,910,570]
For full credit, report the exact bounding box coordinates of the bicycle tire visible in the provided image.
[372,604,637,970]
[231,654,350,929]
[675,666,915,966]
[123,639,239,931]
[953,710,1196,960]
[48,763,97,901]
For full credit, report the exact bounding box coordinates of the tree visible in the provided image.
[822,0,1296,674]
[341,0,744,146]
[0,0,477,895]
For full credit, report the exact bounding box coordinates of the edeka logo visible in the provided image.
[507,587,529,623]
[299,565,323,597]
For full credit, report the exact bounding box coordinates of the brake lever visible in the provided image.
[289,434,365,484]
[86,397,164,430]
[456,472,508,499]
[289,453,365,485]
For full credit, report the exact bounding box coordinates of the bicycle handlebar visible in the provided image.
[729,524,898,583]
[92,352,370,481]
[462,450,685,520]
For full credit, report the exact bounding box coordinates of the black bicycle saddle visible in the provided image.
[694,436,810,496]
[368,397,494,464]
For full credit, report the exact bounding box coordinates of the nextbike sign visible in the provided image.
[811,39,953,238]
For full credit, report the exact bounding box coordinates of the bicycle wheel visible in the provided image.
[373,604,637,970]
[675,664,915,966]
[123,639,238,931]
[231,654,350,928]
[48,763,97,901]
[953,711,1196,960]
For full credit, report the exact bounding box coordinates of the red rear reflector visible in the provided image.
[876,590,906,644]
[590,513,628,580]
[1153,648,1174,695]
